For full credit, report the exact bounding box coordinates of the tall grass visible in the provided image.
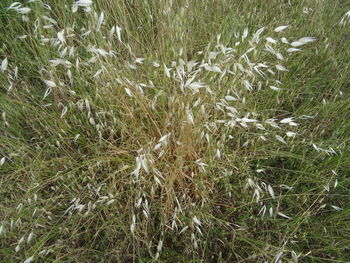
[1,0,350,262]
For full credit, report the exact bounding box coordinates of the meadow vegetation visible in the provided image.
[0,0,350,262]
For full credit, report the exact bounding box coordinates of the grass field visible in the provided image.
[1,0,350,262]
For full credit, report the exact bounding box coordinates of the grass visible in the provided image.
[0,0,350,262]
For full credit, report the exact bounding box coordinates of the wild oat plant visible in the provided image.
[0,0,349,262]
